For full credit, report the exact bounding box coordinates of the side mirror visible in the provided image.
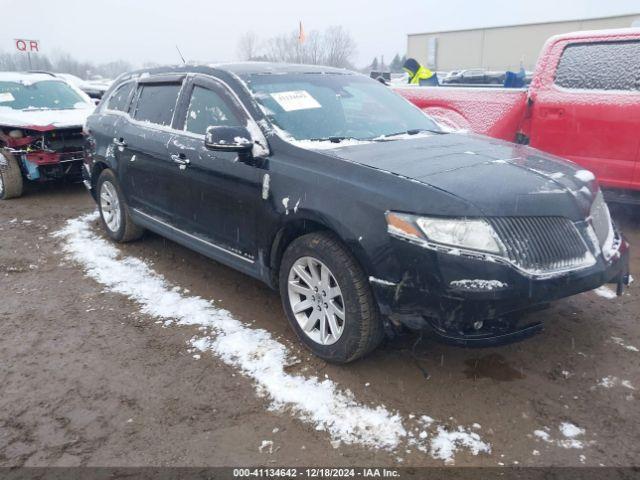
[205,126,253,153]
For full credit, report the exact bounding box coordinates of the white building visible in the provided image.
[407,13,640,72]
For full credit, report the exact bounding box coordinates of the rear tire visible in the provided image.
[279,232,384,363]
[0,150,24,200]
[96,169,144,242]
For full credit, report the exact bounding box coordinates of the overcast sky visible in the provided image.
[3,0,639,68]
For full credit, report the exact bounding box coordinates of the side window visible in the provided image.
[184,85,241,135]
[133,83,182,126]
[106,82,135,112]
[555,40,640,91]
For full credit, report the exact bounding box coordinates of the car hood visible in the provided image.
[317,133,596,220]
[0,107,93,130]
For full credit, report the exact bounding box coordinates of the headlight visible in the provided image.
[386,212,504,255]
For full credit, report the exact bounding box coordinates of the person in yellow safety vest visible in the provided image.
[403,58,438,86]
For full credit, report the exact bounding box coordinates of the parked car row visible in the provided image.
[54,73,113,101]
[441,69,506,85]
[376,69,533,87]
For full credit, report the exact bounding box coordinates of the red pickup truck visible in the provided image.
[396,29,640,203]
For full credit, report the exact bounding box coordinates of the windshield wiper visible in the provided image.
[308,136,357,143]
[376,128,446,140]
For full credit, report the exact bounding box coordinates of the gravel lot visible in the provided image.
[1,183,638,467]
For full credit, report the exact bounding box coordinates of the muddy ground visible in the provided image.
[0,183,638,468]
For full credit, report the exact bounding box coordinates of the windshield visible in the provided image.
[244,73,441,142]
[0,80,88,111]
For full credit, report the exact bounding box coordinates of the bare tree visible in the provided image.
[264,33,297,63]
[0,49,134,79]
[237,32,260,61]
[242,26,357,68]
[323,26,357,68]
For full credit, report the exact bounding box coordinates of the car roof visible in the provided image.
[0,71,63,83]
[123,62,355,81]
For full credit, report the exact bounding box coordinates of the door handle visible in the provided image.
[113,137,127,147]
[171,154,190,168]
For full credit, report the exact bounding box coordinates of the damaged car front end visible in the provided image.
[1,125,86,180]
[362,155,630,345]
[0,72,94,199]
[376,199,628,345]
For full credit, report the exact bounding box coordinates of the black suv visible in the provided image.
[83,63,629,362]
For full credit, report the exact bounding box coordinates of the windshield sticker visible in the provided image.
[270,90,321,112]
[0,92,15,103]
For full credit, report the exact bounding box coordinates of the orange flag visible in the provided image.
[298,21,306,43]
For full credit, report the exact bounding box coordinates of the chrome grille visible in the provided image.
[489,216,591,274]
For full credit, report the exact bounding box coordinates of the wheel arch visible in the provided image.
[267,213,374,289]
[89,160,112,200]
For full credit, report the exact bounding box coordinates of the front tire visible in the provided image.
[96,169,144,242]
[279,232,384,363]
[0,150,24,200]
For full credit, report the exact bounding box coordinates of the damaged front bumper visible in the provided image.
[1,127,85,181]
[370,233,630,347]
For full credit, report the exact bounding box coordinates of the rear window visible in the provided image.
[133,83,182,126]
[555,40,640,91]
[107,82,135,112]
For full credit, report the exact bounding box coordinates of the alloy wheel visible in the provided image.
[100,180,122,233]
[287,256,345,345]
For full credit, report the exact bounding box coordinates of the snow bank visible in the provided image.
[54,213,491,461]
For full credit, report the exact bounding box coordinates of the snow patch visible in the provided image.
[450,279,507,291]
[592,286,616,299]
[259,440,274,454]
[369,276,396,287]
[610,336,638,352]
[289,138,373,150]
[574,170,596,182]
[534,430,551,442]
[430,426,491,463]
[0,106,93,129]
[534,425,586,449]
[261,174,270,200]
[559,422,584,438]
[598,376,635,390]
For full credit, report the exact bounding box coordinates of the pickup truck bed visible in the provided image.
[395,86,527,141]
